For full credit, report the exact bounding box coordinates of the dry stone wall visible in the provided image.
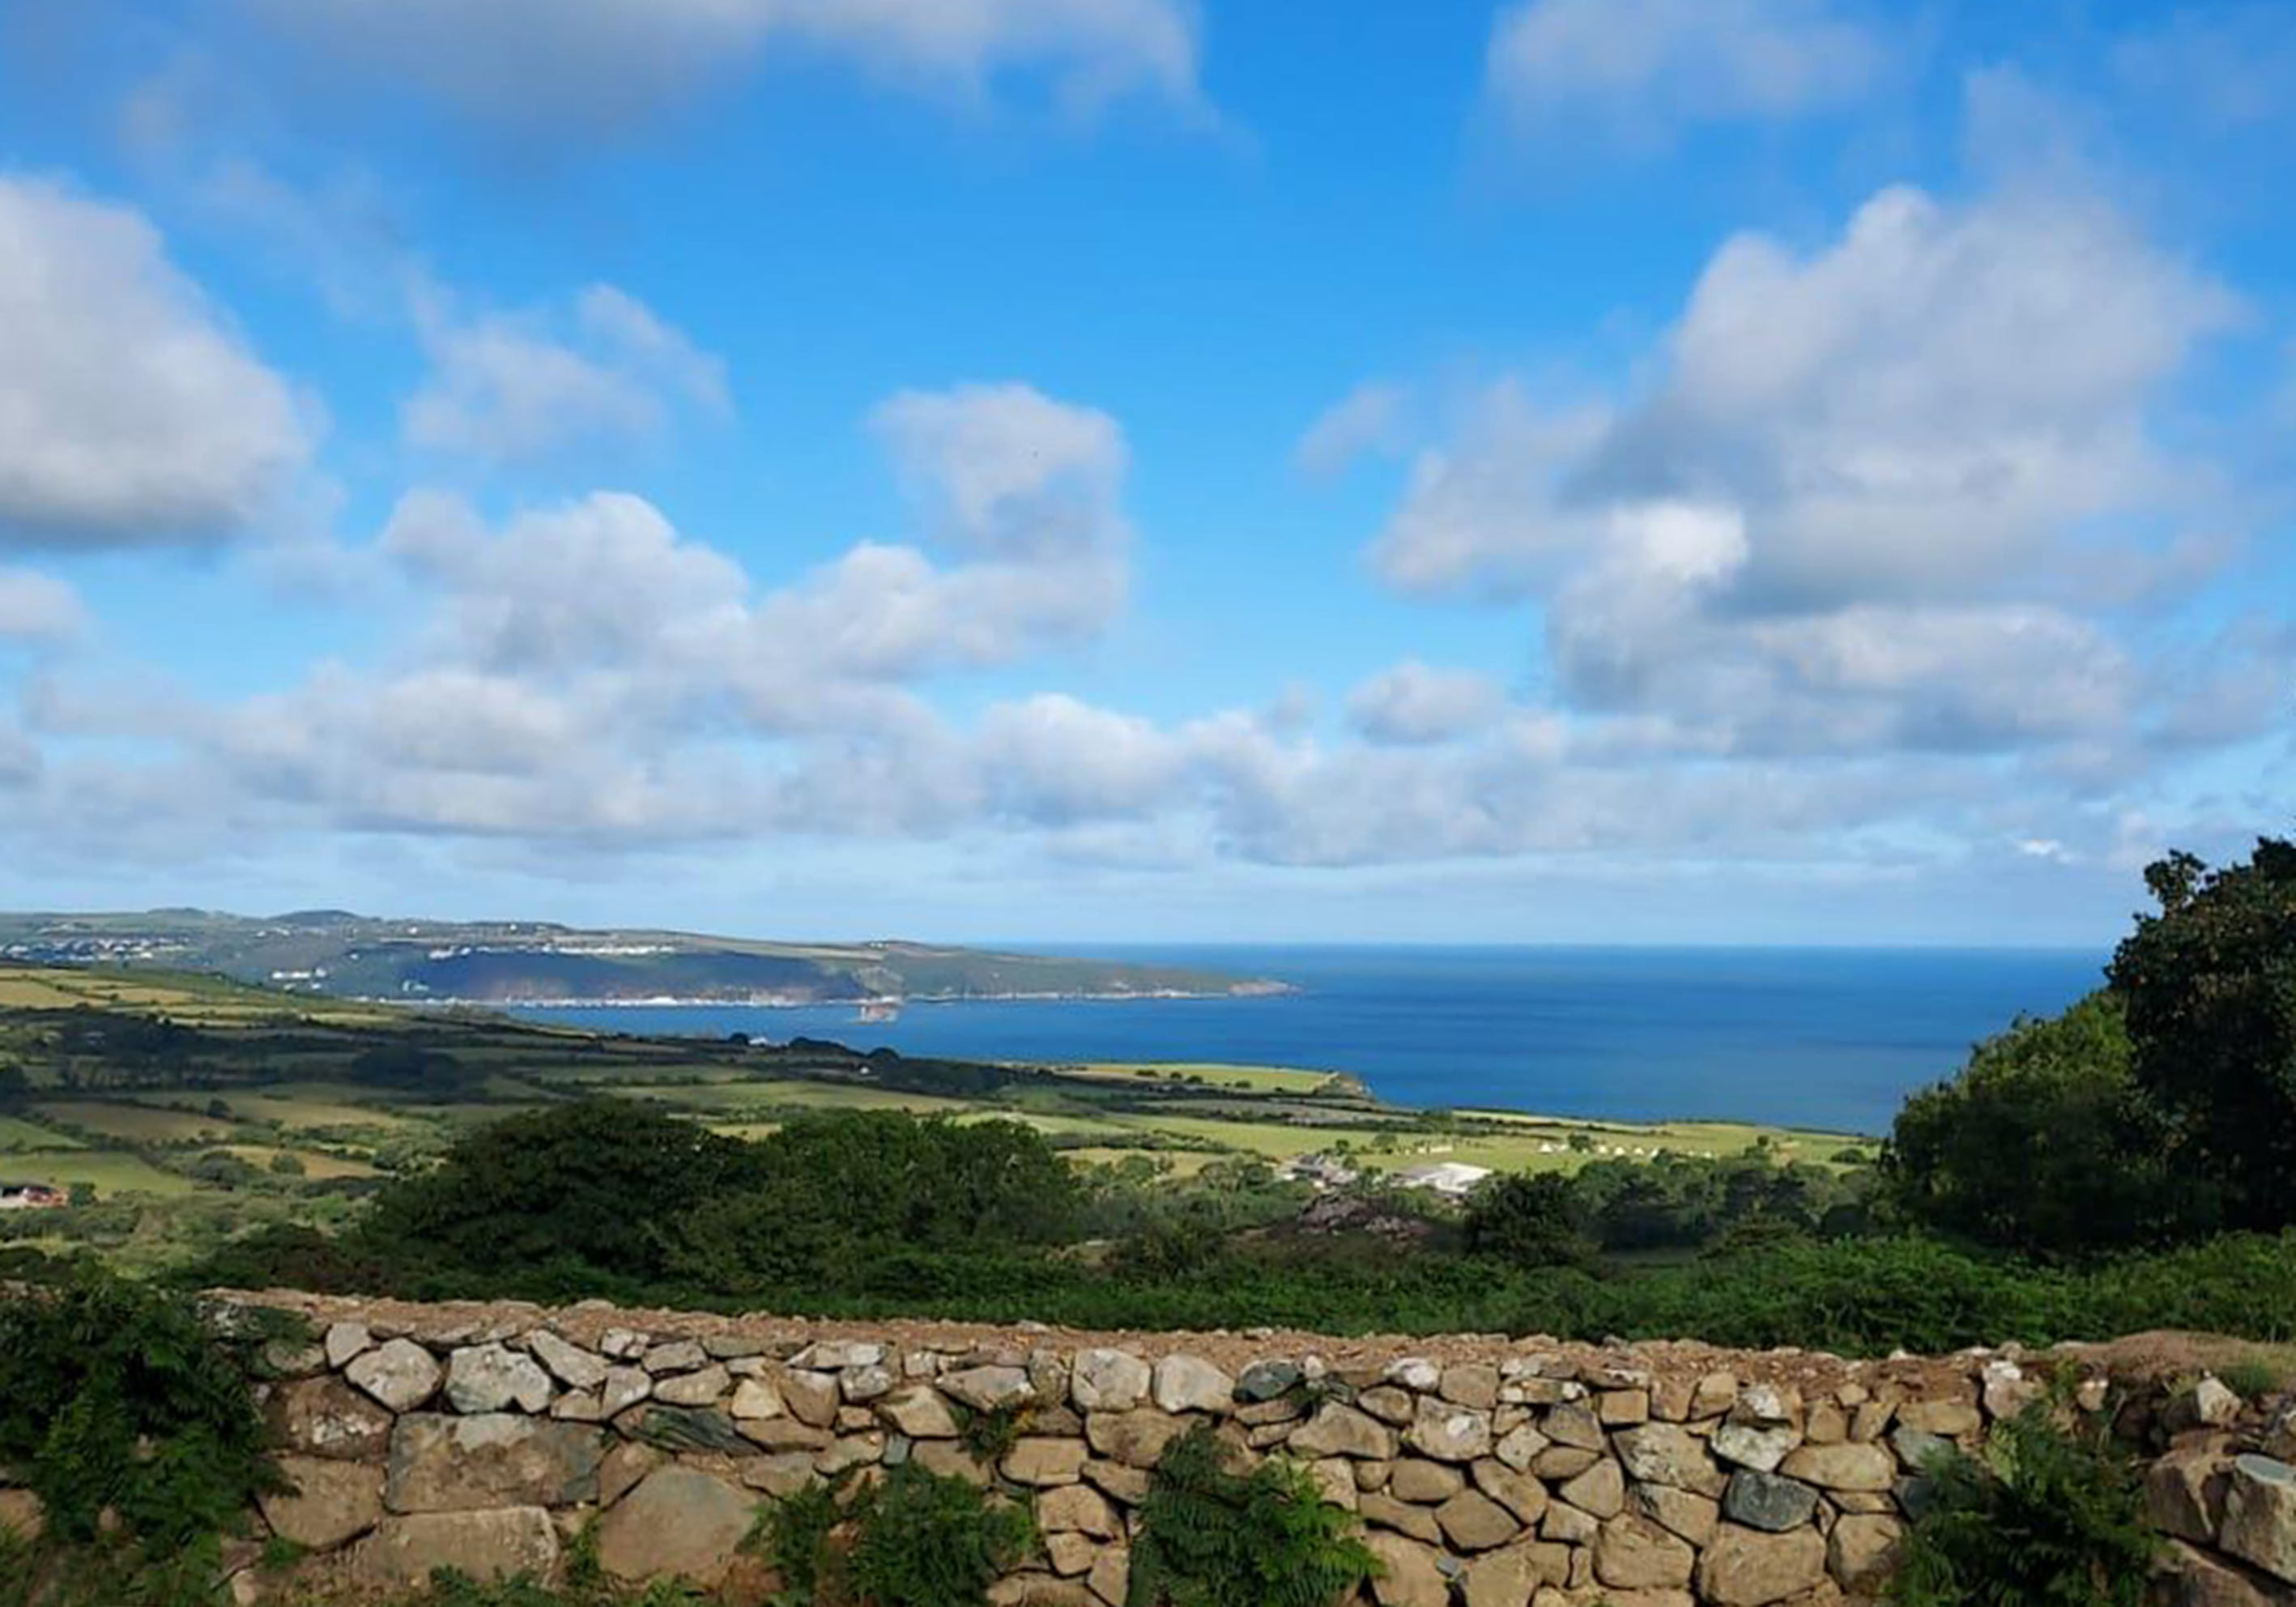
[37,1293,2296,1606]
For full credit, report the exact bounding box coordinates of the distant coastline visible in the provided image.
[394,981,1297,1009]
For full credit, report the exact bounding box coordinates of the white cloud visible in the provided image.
[404,283,727,465]
[1345,662,1505,745]
[244,0,1203,134]
[1485,0,1883,147]
[1296,382,1408,477]
[0,569,88,645]
[0,173,310,547]
[871,383,1129,558]
[1368,181,2247,769]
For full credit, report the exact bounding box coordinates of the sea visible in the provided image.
[511,945,2106,1137]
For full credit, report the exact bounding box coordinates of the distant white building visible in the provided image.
[1391,1162,1493,1199]
[1276,1153,1361,1191]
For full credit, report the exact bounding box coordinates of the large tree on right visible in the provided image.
[2108,836,2296,1233]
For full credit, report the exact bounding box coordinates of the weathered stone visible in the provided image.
[943,1366,1036,1413]
[1037,1484,1118,1537]
[1309,1458,1359,1510]
[1710,1422,1800,1474]
[2158,1539,2289,1607]
[1778,1443,1893,1494]
[1596,1514,1696,1589]
[1599,1390,1652,1426]
[1044,1531,1097,1575]
[1534,1445,1604,1480]
[653,1364,731,1408]
[258,1456,383,1552]
[642,1341,708,1375]
[913,1441,991,1487]
[1826,1514,1902,1589]
[0,1490,40,1544]
[986,1573,1093,1605]
[634,1405,754,1456]
[347,1339,442,1413]
[1698,1524,1828,1606]
[1407,1396,1493,1463]
[730,1377,784,1421]
[1361,1493,1445,1545]
[1071,1349,1152,1413]
[1889,1426,1953,1473]
[1493,1422,1551,1472]
[2221,1455,2296,1585]
[790,1341,885,1371]
[1293,1402,1398,1461]
[1438,1488,1521,1551]
[777,1370,839,1427]
[1736,1384,1796,1426]
[1367,1533,1450,1607]
[1544,1400,1607,1451]
[598,1442,662,1507]
[1004,1438,1089,1487]
[551,1390,604,1422]
[1153,1354,1234,1415]
[1088,1546,1130,1606]
[741,1451,820,1499]
[1087,1409,1191,1469]
[527,1331,608,1392]
[1723,1469,1819,1533]
[1616,1423,1727,1497]
[1359,1386,1416,1425]
[1383,1460,1457,1506]
[1472,1459,1548,1526]
[1442,1366,1502,1410]
[1387,1358,1442,1392]
[2149,1442,2230,1545]
[1981,1360,2042,1423]
[1541,1501,1599,1546]
[1690,1371,1739,1420]
[445,1345,554,1415]
[841,1364,897,1404]
[702,1333,767,1361]
[878,1383,962,1439]
[601,1366,652,1417]
[600,1328,647,1361]
[386,1413,604,1513]
[1894,1399,1980,1439]
[1237,1361,1304,1403]
[818,1434,885,1475]
[1634,1483,1720,1548]
[1463,1540,1572,1606]
[595,1468,754,1587]
[1558,1457,1625,1520]
[1801,1402,1847,1446]
[324,1321,373,1370]
[347,1508,560,1589]
[1083,1460,1152,1507]
[267,1376,395,1462]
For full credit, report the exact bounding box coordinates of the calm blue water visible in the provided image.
[512,946,2105,1136]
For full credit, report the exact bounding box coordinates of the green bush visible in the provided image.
[1889,1399,2159,1607]
[1126,1424,1378,1607]
[0,1268,287,1548]
[758,1464,1037,1607]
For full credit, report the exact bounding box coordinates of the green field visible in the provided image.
[0,960,1872,1270]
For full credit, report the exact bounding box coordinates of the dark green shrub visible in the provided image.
[1462,1173,1595,1270]
[1889,1399,2159,1606]
[759,1465,1037,1607]
[0,1268,288,1548]
[1127,1424,1378,1607]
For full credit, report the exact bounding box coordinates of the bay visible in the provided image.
[511,944,2105,1136]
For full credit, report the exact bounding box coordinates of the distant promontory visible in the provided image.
[0,909,1291,1006]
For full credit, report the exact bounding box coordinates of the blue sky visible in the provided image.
[0,0,2289,945]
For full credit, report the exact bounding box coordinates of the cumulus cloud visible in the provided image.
[0,173,310,547]
[404,284,728,465]
[1368,181,2252,769]
[243,0,1203,134]
[1296,382,1409,477]
[0,569,88,645]
[1345,662,1506,745]
[1485,0,1883,147]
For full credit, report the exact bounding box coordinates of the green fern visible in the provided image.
[1126,1425,1378,1607]
[756,1464,1033,1607]
[1889,1398,2160,1607]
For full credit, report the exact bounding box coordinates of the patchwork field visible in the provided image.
[0,961,1866,1272]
